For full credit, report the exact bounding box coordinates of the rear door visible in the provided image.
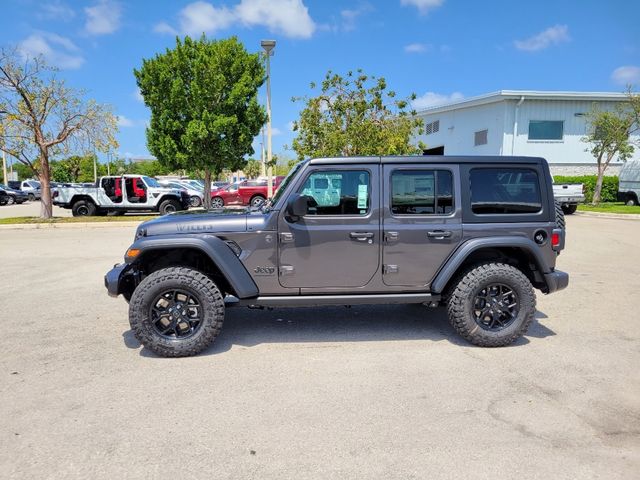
[382,164,462,287]
[277,164,380,289]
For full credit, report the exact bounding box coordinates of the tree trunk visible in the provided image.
[592,164,605,206]
[39,154,53,219]
[203,168,212,209]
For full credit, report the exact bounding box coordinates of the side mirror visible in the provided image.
[286,193,309,221]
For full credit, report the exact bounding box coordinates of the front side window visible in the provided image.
[470,168,542,214]
[299,170,369,215]
[391,170,453,215]
[528,120,563,140]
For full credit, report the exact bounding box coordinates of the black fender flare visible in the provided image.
[430,236,551,294]
[126,234,258,298]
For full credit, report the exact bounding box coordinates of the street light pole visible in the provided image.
[261,39,276,198]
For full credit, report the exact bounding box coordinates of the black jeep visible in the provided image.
[106,156,568,357]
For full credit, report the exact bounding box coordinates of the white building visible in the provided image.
[413,90,640,176]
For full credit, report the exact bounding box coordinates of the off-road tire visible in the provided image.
[159,198,181,215]
[72,199,97,216]
[28,193,35,201]
[211,196,224,208]
[561,204,577,215]
[625,194,639,206]
[129,267,225,357]
[447,263,536,347]
[189,195,202,207]
[250,195,266,208]
[554,200,565,229]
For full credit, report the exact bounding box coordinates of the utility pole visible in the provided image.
[261,40,276,198]
[2,149,7,186]
[260,126,266,177]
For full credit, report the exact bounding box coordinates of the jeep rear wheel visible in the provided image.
[447,263,536,347]
[128,267,225,357]
[72,199,96,216]
[159,198,180,215]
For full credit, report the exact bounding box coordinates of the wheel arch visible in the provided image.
[431,237,551,295]
[126,235,258,299]
[70,194,97,206]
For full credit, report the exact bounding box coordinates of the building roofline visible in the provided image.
[415,90,630,115]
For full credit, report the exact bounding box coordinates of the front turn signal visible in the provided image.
[126,248,141,259]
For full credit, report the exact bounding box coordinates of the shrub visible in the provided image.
[553,175,619,203]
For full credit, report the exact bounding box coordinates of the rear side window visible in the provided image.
[391,170,453,215]
[470,168,541,214]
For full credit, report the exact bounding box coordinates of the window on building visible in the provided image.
[470,168,542,214]
[425,120,440,135]
[299,170,369,215]
[474,129,488,146]
[528,120,564,140]
[391,170,453,215]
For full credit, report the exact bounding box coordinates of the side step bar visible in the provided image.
[225,293,440,308]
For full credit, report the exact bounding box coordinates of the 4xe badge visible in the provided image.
[253,266,276,276]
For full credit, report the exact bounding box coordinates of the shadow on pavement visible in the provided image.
[123,304,556,357]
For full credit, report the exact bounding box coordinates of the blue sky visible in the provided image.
[3,0,639,162]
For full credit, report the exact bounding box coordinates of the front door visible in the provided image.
[382,165,462,287]
[278,165,380,289]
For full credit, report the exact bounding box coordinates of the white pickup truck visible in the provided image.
[553,182,585,214]
[53,175,190,216]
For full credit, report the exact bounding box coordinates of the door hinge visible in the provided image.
[279,265,295,276]
[385,231,399,243]
[279,232,294,243]
[383,264,399,274]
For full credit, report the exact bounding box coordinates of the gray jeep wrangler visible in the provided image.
[105,156,568,357]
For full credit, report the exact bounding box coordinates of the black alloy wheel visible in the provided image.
[472,283,519,331]
[150,289,203,340]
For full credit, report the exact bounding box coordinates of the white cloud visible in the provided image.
[400,0,444,15]
[340,3,373,31]
[611,66,640,85]
[153,22,178,35]
[514,24,570,52]
[404,43,431,53]
[412,91,464,110]
[157,0,316,39]
[38,1,75,21]
[117,115,134,127]
[84,0,122,35]
[271,127,283,136]
[133,88,144,103]
[18,32,84,69]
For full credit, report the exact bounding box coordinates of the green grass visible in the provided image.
[577,202,640,214]
[0,215,158,225]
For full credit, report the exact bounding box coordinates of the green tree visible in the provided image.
[134,36,267,208]
[126,159,172,177]
[291,69,424,160]
[582,88,640,204]
[244,159,261,179]
[0,49,118,218]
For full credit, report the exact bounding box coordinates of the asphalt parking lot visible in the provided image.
[0,201,72,219]
[0,215,638,479]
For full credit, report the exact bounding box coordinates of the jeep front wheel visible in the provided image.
[128,267,225,357]
[446,263,536,347]
[159,198,180,215]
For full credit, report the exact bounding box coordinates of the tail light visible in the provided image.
[551,232,560,248]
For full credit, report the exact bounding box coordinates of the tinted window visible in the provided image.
[300,170,369,215]
[391,170,453,215]
[470,168,541,214]
[528,121,563,140]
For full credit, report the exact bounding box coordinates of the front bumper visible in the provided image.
[544,270,569,294]
[104,263,131,297]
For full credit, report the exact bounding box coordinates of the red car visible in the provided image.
[211,177,285,208]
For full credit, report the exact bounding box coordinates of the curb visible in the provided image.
[0,221,142,230]
[574,211,640,220]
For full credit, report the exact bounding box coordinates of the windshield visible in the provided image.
[143,176,161,188]
[262,160,306,211]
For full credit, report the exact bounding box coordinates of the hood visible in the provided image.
[136,207,251,237]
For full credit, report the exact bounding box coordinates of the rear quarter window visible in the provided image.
[470,168,542,214]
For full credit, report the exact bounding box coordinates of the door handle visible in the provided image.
[350,232,374,242]
[427,230,452,239]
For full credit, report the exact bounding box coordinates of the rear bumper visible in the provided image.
[544,270,569,294]
[104,263,131,297]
